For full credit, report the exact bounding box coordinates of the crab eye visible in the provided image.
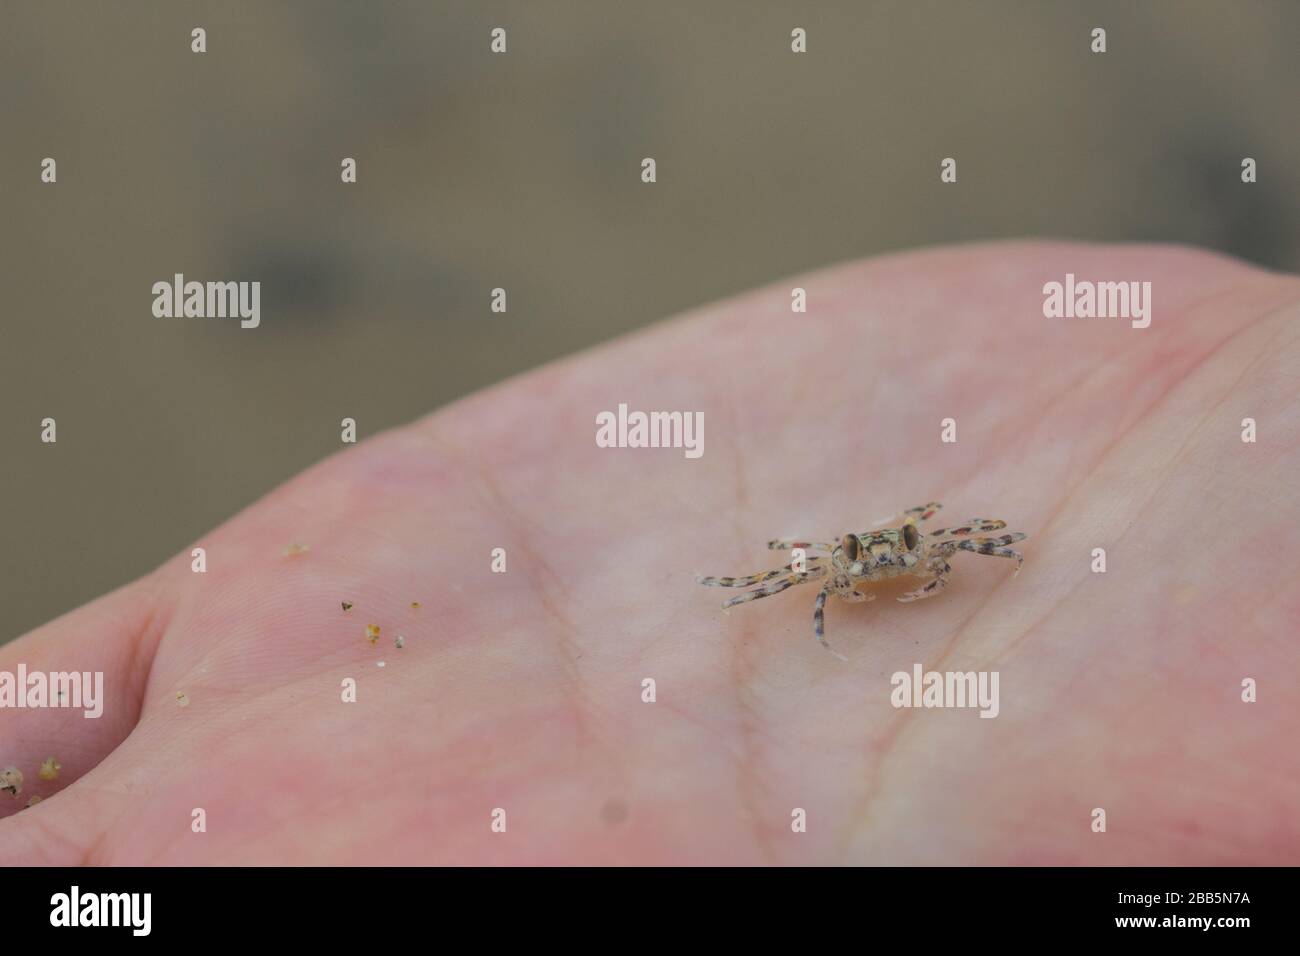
[903,523,919,550]
[841,534,859,561]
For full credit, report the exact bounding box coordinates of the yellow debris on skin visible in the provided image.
[366,624,381,646]
[411,602,421,609]
[283,543,310,556]
[27,795,42,807]
[175,691,190,707]
[39,757,61,781]
[0,766,22,798]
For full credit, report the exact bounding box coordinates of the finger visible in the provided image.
[0,570,167,860]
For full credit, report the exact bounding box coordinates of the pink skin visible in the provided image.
[2,241,1298,864]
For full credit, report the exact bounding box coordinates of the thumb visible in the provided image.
[0,571,167,861]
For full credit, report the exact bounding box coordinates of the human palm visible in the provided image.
[4,241,1297,864]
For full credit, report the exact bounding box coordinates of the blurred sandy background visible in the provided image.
[2,0,1298,640]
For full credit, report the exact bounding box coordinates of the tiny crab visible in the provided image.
[697,502,1027,660]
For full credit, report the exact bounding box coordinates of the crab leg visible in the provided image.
[717,568,827,608]
[697,557,823,588]
[928,519,1007,539]
[766,538,836,552]
[868,502,942,527]
[811,585,848,661]
[898,562,952,602]
[956,534,1027,573]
